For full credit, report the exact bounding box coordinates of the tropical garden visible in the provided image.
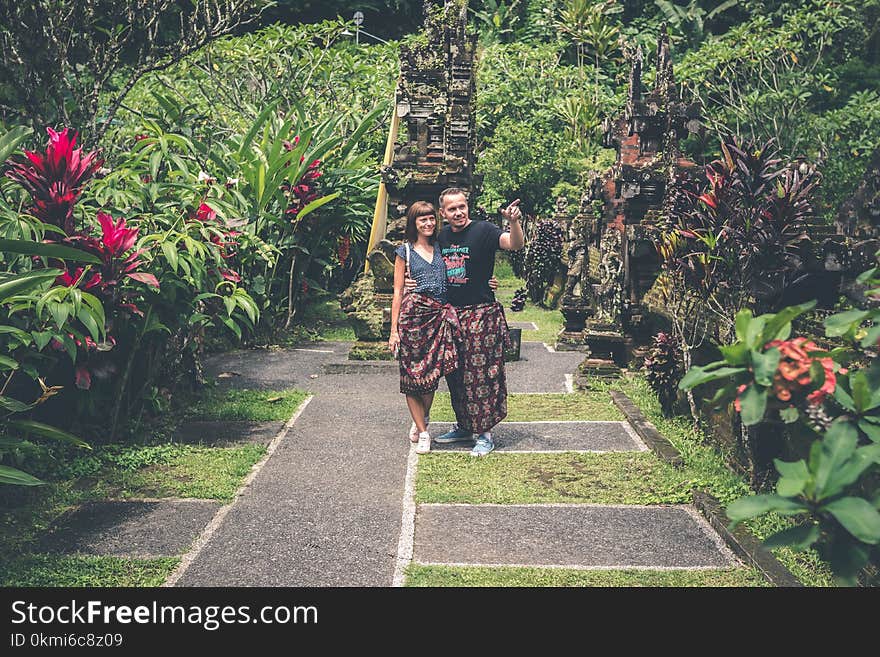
[0,0,878,586]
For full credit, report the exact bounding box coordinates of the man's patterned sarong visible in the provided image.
[398,292,461,394]
[446,301,511,434]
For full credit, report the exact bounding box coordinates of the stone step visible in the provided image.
[38,500,221,558]
[428,421,646,452]
[414,504,736,569]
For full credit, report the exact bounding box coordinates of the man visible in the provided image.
[430,187,524,456]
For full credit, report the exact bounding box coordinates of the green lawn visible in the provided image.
[187,388,309,422]
[0,555,178,587]
[430,392,624,422]
[416,452,697,505]
[405,564,771,587]
[97,444,266,502]
[494,253,564,343]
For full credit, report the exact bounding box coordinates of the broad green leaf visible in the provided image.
[815,421,859,499]
[161,240,179,272]
[763,300,816,342]
[736,308,752,342]
[0,270,61,303]
[0,239,101,264]
[0,464,44,486]
[858,419,880,443]
[726,493,808,523]
[822,444,880,501]
[0,354,19,370]
[293,191,342,223]
[824,308,870,337]
[7,419,90,448]
[822,497,880,544]
[678,365,746,390]
[739,383,767,426]
[829,537,871,586]
[77,308,100,342]
[222,317,241,340]
[0,125,32,163]
[833,384,856,412]
[31,331,52,351]
[775,459,809,497]
[719,342,749,366]
[745,315,767,349]
[763,523,820,550]
[850,371,871,413]
[0,325,33,343]
[753,347,780,386]
[0,395,31,413]
[860,322,880,349]
[48,301,69,330]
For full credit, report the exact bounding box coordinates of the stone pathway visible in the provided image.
[37,340,765,586]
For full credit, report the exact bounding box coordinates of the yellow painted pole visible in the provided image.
[364,104,400,273]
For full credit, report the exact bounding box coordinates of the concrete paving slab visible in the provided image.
[428,421,646,452]
[508,321,538,330]
[414,504,735,568]
[174,391,411,586]
[174,421,285,446]
[38,500,221,557]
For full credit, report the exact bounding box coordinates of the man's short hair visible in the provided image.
[439,187,468,207]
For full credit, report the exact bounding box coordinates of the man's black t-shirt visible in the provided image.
[438,219,504,308]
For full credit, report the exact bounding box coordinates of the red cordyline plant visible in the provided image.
[656,138,817,318]
[280,136,322,221]
[60,212,159,309]
[5,127,104,235]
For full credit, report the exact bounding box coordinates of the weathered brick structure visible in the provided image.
[561,27,700,375]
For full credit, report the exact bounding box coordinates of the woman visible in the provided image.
[388,201,458,455]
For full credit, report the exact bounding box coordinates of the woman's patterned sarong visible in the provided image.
[398,292,461,394]
[446,301,511,434]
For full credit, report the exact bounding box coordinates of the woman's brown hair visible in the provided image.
[404,201,437,244]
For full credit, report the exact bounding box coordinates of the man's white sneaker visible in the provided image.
[415,431,431,454]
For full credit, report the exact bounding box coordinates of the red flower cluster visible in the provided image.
[766,337,836,405]
[5,127,104,235]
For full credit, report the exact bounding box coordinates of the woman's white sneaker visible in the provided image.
[415,431,431,454]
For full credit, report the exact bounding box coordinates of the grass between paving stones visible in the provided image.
[186,388,308,422]
[430,392,624,422]
[95,444,266,501]
[0,388,308,586]
[417,452,697,505]
[0,555,179,587]
[404,564,772,587]
[495,255,563,343]
[605,374,835,587]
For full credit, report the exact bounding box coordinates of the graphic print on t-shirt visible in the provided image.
[443,245,469,285]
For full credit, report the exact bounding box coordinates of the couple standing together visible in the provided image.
[388,187,525,456]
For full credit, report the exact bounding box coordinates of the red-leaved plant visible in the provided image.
[5,127,104,234]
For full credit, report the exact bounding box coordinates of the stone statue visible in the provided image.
[595,229,624,325]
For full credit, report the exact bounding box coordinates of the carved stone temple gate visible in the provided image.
[340,0,480,345]
[340,9,700,368]
[559,29,700,378]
